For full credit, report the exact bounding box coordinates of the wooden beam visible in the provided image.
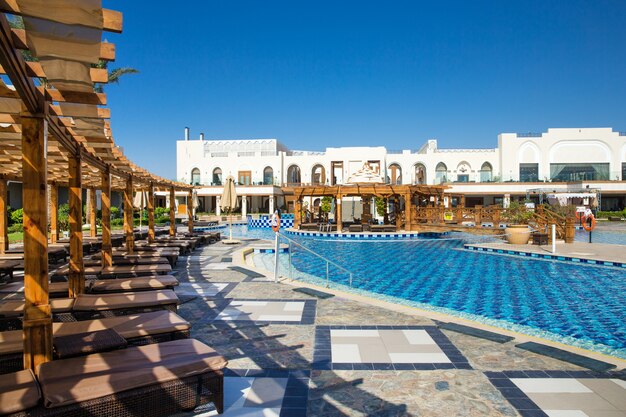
[101,168,112,267]
[0,2,123,33]
[11,29,116,61]
[68,153,84,298]
[123,176,134,252]
[336,195,342,232]
[405,192,413,231]
[188,190,193,234]
[0,63,108,83]
[41,88,107,106]
[21,112,52,373]
[169,187,175,237]
[0,178,7,253]
[89,188,97,238]
[49,183,58,244]
[147,183,155,243]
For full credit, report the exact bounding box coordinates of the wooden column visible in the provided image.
[0,178,8,254]
[49,183,58,244]
[188,190,194,234]
[336,195,343,232]
[147,183,155,243]
[294,198,302,229]
[21,112,52,372]
[405,193,413,231]
[101,168,112,267]
[124,177,134,252]
[89,188,97,237]
[169,187,176,237]
[68,153,84,298]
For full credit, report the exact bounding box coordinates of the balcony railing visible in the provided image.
[517,132,542,138]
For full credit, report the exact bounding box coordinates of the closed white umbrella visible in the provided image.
[220,176,239,243]
[133,191,148,231]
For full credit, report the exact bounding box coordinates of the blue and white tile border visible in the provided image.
[286,229,449,239]
[223,369,310,417]
[211,298,317,325]
[312,325,472,371]
[484,370,626,417]
[464,244,626,268]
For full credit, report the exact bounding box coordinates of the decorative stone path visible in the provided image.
[173,238,625,417]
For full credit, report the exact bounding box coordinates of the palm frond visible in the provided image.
[108,67,140,84]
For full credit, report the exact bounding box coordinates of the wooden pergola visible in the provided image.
[293,184,447,231]
[0,2,193,372]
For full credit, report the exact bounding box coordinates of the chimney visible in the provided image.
[184,127,190,141]
[200,132,204,141]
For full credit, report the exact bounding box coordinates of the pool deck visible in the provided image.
[465,240,626,265]
[170,238,626,416]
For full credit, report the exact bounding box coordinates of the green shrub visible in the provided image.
[154,207,168,218]
[502,201,534,224]
[58,204,70,232]
[155,216,170,224]
[9,208,23,226]
[111,218,124,227]
[8,223,23,233]
[596,210,626,219]
[110,206,120,219]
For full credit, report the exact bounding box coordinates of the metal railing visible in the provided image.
[277,232,355,287]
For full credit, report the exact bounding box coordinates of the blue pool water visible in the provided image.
[252,232,626,358]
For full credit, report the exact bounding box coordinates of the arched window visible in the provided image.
[190,168,201,185]
[212,168,222,186]
[287,165,301,185]
[388,163,402,185]
[311,164,326,184]
[435,163,447,184]
[414,163,426,184]
[480,162,493,182]
[456,161,471,183]
[263,166,274,185]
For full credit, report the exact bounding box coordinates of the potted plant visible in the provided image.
[502,201,534,244]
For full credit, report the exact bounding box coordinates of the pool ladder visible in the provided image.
[278,233,354,288]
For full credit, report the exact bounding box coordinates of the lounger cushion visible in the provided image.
[38,338,227,408]
[0,298,75,317]
[72,289,179,311]
[0,369,41,414]
[0,311,190,355]
[89,275,178,292]
[0,281,68,294]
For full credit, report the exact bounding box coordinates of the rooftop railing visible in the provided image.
[517,132,543,138]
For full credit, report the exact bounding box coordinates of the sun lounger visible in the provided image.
[0,260,20,282]
[82,256,170,267]
[3,247,67,264]
[51,263,172,279]
[136,241,191,255]
[0,310,190,375]
[71,289,179,320]
[0,339,226,416]
[89,275,178,293]
[91,250,179,267]
[0,298,75,331]
[348,224,363,233]
[0,281,69,298]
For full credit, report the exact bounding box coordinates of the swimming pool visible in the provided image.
[254,233,626,359]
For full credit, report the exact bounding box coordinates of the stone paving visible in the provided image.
[174,239,626,417]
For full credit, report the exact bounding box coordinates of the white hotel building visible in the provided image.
[176,127,626,215]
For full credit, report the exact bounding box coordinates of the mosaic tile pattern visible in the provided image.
[176,282,237,297]
[486,371,626,417]
[313,326,471,370]
[214,299,316,325]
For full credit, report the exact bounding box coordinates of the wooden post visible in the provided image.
[49,183,58,244]
[294,198,302,229]
[336,194,343,232]
[21,112,52,372]
[169,187,176,237]
[0,178,8,253]
[565,217,575,244]
[188,189,194,234]
[124,177,134,252]
[147,183,155,243]
[68,153,84,298]
[101,168,112,267]
[405,193,413,231]
[89,188,97,237]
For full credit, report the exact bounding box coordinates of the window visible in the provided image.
[480,162,493,182]
[519,163,538,182]
[456,175,469,183]
[331,162,343,185]
[190,168,201,185]
[212,168,222,186]
[414,164,426,184]
[389,164,402,185]
[550,163,609,182]
[622,163,626,181]
[287,165,301,185]
[435,163,447,184]
[263,166,274,185]
[238,171,251,185]
[311,164,325,184]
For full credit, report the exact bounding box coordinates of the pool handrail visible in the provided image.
[277,232,355,287]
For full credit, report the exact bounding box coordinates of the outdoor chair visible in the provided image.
[0,338,226,416]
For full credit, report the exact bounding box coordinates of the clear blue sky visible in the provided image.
[104,1,626,180]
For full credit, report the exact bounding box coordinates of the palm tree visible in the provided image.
[94,61,139,93]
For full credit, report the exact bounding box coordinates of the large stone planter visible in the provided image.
[505,225,531,245]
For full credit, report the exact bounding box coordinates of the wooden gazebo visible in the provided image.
[293,183,447,231]
[0,3,193,372]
